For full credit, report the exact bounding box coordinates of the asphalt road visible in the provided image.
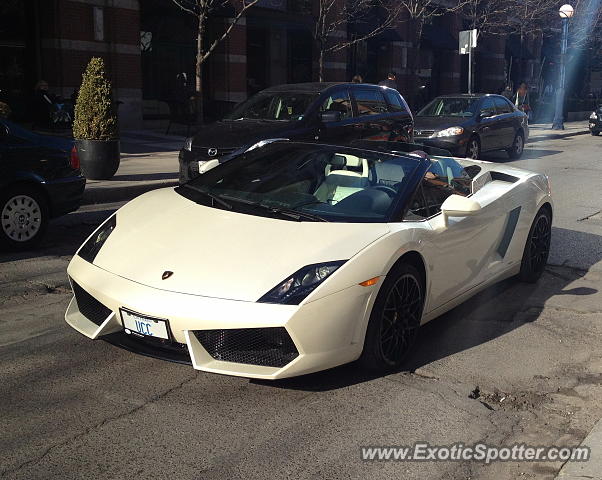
[1,133,602,479]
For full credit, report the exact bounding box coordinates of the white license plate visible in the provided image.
[121,309,169,339]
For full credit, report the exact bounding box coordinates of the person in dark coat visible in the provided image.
[378,72,397,90]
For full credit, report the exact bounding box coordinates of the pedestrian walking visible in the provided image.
[515,82,532,121]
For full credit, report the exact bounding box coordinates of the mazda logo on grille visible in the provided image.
[207,148,218,157]
[162,271,174,280]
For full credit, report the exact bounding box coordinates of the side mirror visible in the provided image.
[440,194,482,226]
[320,111,342,123]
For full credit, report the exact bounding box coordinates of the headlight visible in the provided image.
[78,214,116,263]
[590,112,598,120]
[183,137,193,151]
[258,261,346,305]
[435,127,464,137]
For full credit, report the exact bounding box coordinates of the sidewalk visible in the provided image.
[82,130,183,205]
[528,120,590,142]
[556,417,602,479]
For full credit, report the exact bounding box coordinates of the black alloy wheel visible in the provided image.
[360,263,424,371]
[519,207,552,283]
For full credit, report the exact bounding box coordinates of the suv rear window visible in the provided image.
[354,89,388,116]
[384,90,407,113]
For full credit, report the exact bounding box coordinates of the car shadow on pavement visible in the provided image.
[257,227,601,392]
[480,149,562,163]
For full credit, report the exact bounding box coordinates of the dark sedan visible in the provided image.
[589,106,601,136]
[1,119,85,249]
[178,82,413,183]
[413,94,529,159]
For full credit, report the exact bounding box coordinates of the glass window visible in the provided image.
[224,92,317,121]
[182,143,420,223]
[479,97,497,117]
[417,97,480,117]
[320,90,352,119]
[494,96,513,114]
[404,157,472,219]
[384,90,406,113]
[354,89,388,116]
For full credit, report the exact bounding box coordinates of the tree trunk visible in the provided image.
[319,46,325,82]
[195,15,205,124]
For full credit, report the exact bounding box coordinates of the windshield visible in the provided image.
[418,98,479,117]
[180,143,420,223]
[224,92,318,121]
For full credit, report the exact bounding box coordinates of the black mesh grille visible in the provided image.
[72,281,112,326]
[194,327,299,368]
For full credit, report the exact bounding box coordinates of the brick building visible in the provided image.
[1,0,553,130]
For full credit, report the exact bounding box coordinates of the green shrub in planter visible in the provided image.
[73,57,120,180]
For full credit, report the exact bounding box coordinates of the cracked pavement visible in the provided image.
[1,134,601,479]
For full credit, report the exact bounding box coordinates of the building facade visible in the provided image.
[2,0,592,129]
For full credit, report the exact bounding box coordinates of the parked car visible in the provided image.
[65,140,552,379]
[178,82,414,183]
[0,119,85,249]
[413,94,529,160]
[589,106,602,136]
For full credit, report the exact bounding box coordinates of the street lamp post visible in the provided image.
[552,4,575,130]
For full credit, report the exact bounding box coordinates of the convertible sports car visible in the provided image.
[65,141,552,379]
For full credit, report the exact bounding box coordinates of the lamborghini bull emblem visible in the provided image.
[162,271,174,280]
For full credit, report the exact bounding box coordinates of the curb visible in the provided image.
[555,417,602,479]
[528,129,590,143]
[82,180,177,205]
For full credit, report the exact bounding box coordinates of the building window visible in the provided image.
[93,7,104,41]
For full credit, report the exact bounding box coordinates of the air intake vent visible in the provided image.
[72,281,112,326]
[194,327,299,368]
[490,171,519,183]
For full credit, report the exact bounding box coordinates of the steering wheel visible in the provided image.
[373,185,398,197]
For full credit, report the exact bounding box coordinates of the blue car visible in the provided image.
[0,119,85,249]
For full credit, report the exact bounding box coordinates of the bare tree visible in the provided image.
[310,0,405,82]
[171,0,260,122]
[398,0,464,106]
[461,0,510,38]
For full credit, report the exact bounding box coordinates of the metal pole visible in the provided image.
[552,17,569,130]
[468,47,472,94]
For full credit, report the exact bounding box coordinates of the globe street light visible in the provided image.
[552,4,575,130]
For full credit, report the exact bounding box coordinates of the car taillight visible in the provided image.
[70,145,80,170]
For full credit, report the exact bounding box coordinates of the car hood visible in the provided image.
[191,119,296,149]
[92,188,390,302]
[414,116,471,131]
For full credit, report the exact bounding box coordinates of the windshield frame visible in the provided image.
[177,142,428,224]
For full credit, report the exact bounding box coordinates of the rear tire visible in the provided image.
[507,132,525,159]
[466,136,481,159]
[518,207,552,283]
[359,263,424,372]
[0,185,49,250]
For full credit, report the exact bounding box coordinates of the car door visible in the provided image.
[492,96,517,149]
[315,88,359,145]
[351,87,392,141]
[475,97,499,151]
[407,164,505,311]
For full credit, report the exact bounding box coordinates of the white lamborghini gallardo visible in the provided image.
[65,141,552,379]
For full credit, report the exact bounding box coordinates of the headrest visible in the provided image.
[330,154,347,168]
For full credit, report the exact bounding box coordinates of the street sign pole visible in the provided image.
[460,29,477,95]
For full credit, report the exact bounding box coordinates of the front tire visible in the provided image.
[507,132,525,159]
[591,130,600,136]
[466,136,481,159]
[518,207,552,283]
[359,264,424,371]
[0,185,49,250]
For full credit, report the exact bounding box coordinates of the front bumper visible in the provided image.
[413,136,467,156]
[65,255,375,379]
